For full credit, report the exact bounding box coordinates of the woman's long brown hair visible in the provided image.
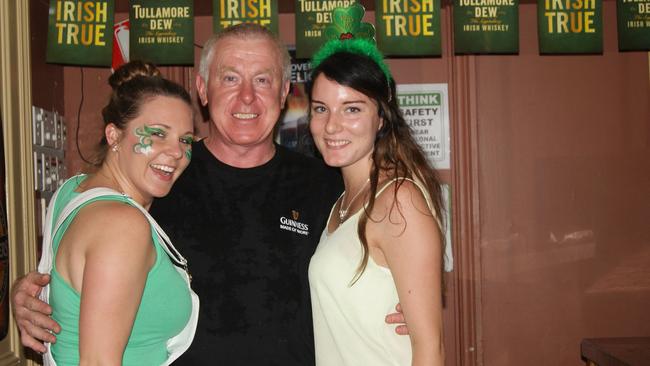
[308,52,446,289]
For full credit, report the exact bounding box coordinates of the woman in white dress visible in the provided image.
[307,39,446,366]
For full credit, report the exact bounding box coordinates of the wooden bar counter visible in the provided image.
[581,338,650,366]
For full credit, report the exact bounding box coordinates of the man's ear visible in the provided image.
[196,74,208,107]
[105,123,122,146]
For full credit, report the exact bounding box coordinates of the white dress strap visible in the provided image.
[376,177,431,206]
[373,177,441,228]
[42,186,189,273]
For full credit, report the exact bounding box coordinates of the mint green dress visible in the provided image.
[47,175,193,365]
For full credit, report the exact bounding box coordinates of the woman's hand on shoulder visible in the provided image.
[77,202,155,365]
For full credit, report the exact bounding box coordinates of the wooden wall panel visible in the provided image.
[475,3,650,365]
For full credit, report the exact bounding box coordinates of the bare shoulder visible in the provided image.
[75,200,149,230]
[56,199,155,293]
[366,179,439,246]
[70,200,152,251]
[373,179,433,222]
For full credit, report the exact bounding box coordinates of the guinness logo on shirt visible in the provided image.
[279,212,309,236]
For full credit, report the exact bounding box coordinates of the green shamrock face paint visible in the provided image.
[133,125,163,155]
[182,135,194,161]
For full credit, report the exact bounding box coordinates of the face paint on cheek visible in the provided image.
[133,125,162,155]
[181,135,194,161]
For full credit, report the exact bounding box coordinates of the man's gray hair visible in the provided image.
[198,23,292,84]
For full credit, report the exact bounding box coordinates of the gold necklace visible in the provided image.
[338,179,370,222]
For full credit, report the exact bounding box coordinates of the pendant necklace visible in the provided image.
[338,178,370,222]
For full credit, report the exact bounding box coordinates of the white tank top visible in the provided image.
[308,178,435,366]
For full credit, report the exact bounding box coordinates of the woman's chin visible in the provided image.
[322,156,347,168]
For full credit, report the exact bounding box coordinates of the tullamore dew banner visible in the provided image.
[47,0,115,66]
[375,0,441,56]
[213,0,278,35]
[129,0,194,65]
[538,0,603,53]
[295,0,358,59]
[617,0,650,50]
[453,0,519,54]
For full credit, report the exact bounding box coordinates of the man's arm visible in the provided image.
[11,272,61,353]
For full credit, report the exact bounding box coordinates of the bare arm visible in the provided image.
[370,181,444,366]
[11,272,61,352]
[58,202,154,365]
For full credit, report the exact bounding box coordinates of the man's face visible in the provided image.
[197,36,290,149]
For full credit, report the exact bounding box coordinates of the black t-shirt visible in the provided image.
[150,142,342,365]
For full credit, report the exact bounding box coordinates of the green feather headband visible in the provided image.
[311,38,392,82]
[310,4,392,82]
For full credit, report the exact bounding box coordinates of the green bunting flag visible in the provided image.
[537,0,603,54]
[46,0,115,66]
[213,0,278,34]
[617,0,650,50]
[375,0,441,56]
[129,0,194,65]
[453,0,519,54]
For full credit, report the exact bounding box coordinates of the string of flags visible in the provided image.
[46,0,650,67]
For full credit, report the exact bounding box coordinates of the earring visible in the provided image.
[111,144,119,152]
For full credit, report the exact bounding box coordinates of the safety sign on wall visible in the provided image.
[396,83,451,170]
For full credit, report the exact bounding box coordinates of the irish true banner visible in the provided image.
[46,0,115,66]
[453,0,519,54]
[375,0,441,56]
[129,0,194,65]
[538,0,603,53]
[295,0,358,59]
[617,0,650,50]
[213,0,278,34]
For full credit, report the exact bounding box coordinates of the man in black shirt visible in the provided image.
[158,23,343,364]
[13,23,406,365]
[150,142,341,364]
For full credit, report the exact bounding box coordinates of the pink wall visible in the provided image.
[30,0,65,113]
[476,2,650,365]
